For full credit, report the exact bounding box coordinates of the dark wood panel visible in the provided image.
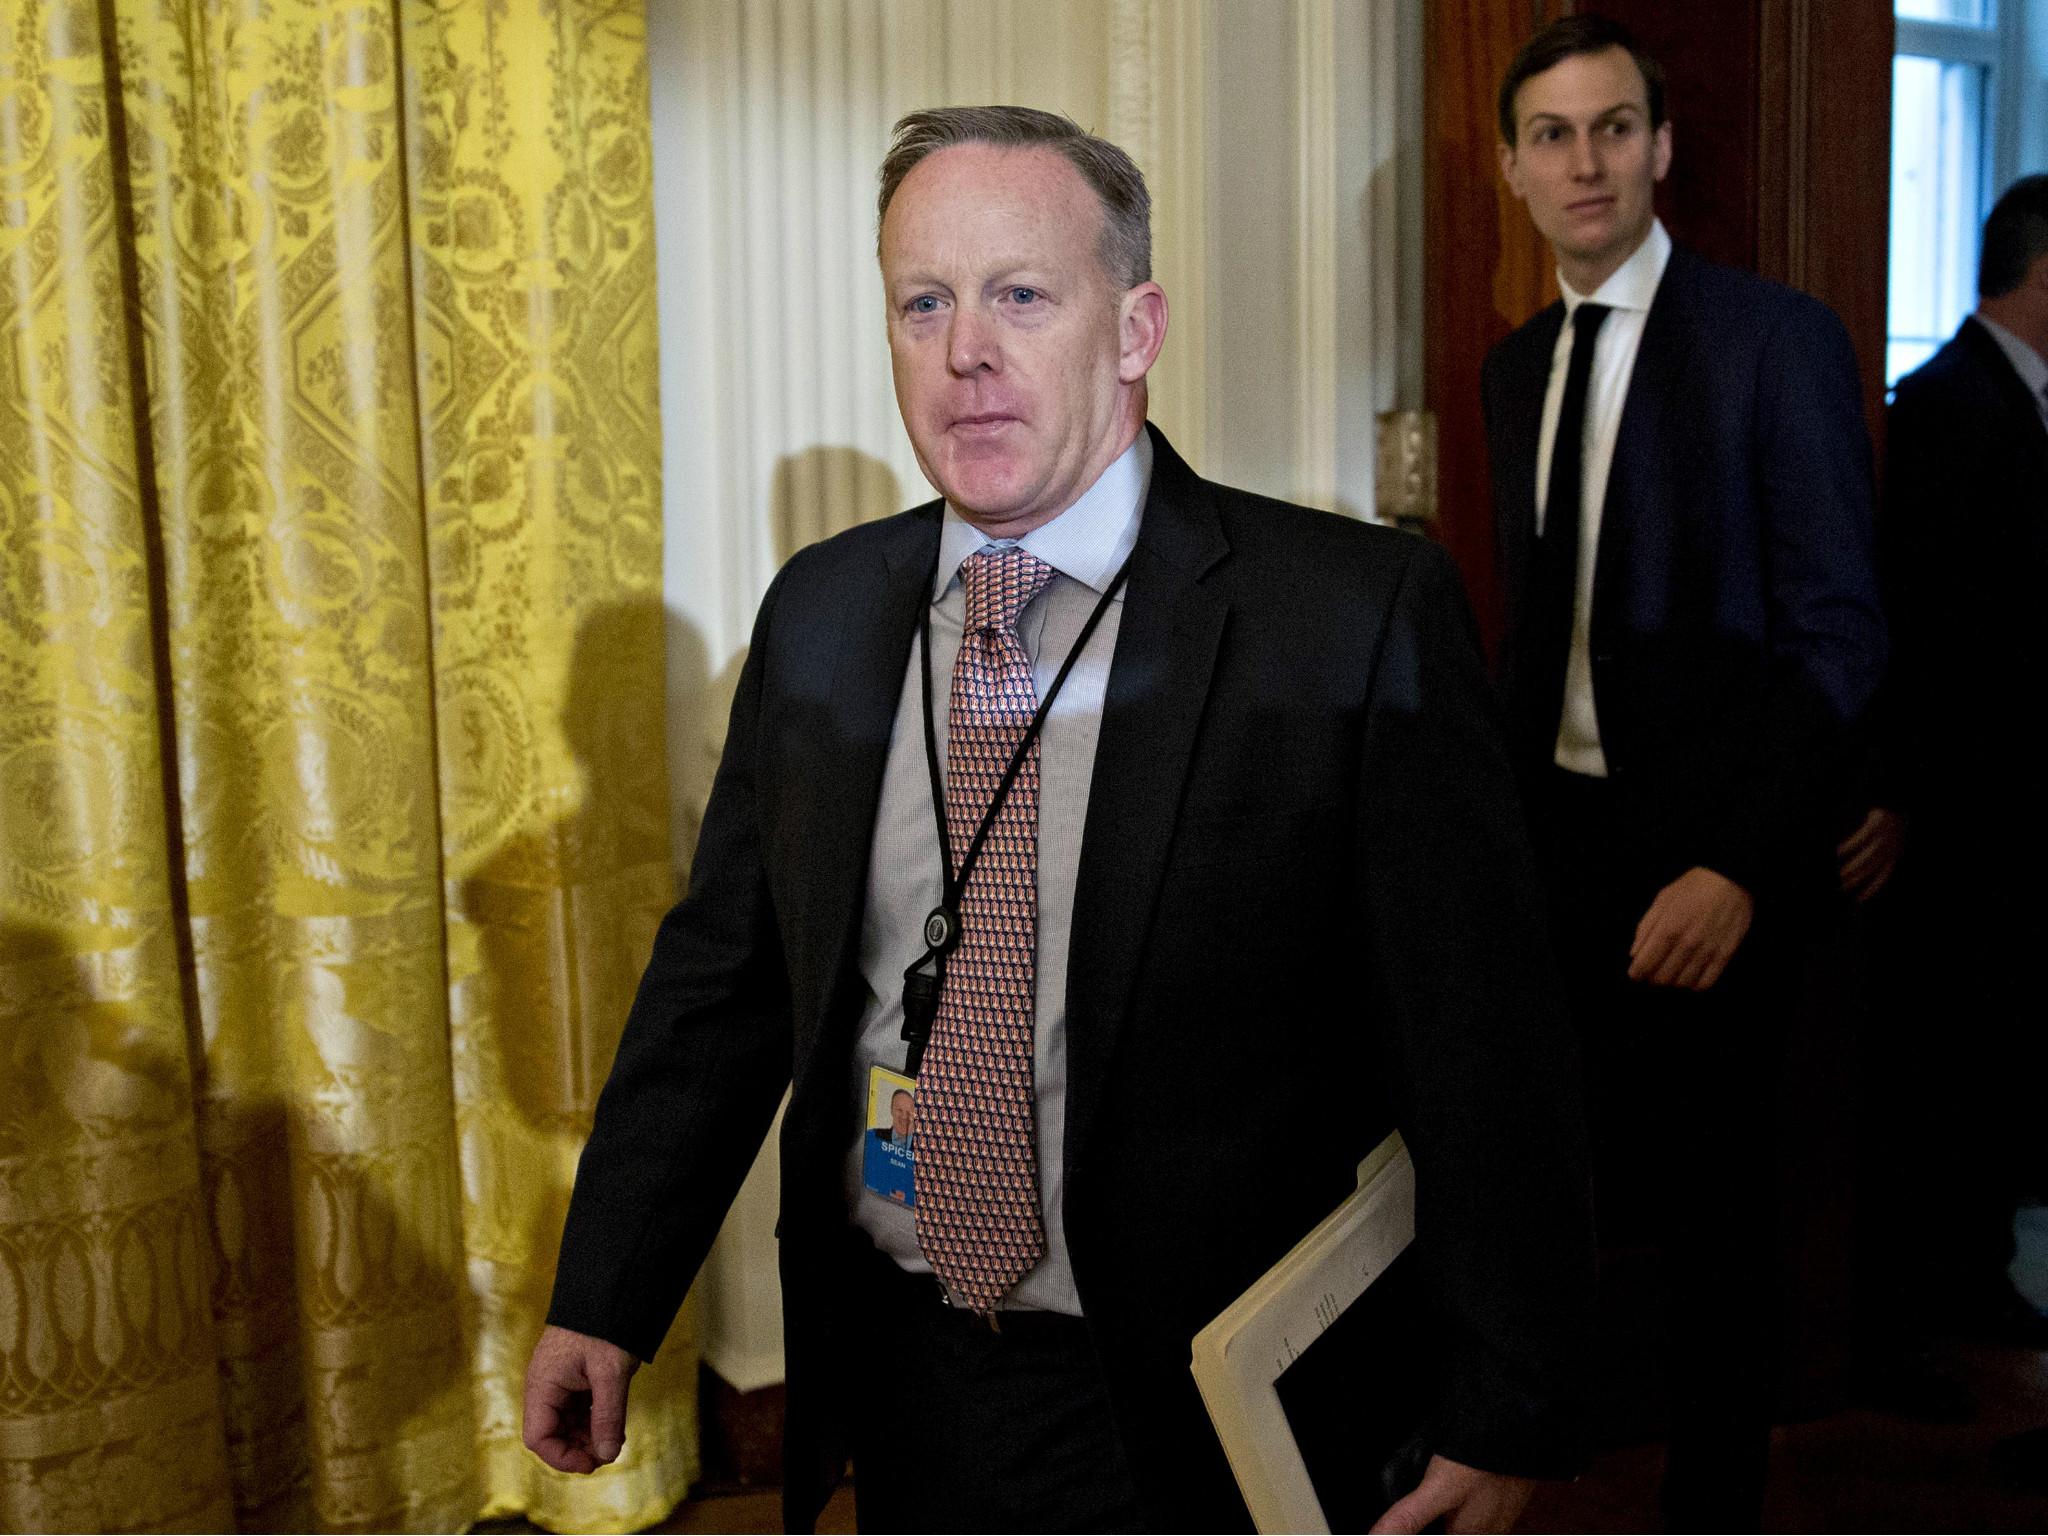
[1423,0,1569,654]
[1784,0,1896,445]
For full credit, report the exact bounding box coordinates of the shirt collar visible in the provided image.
[1560,217,1672,318]
[1972,313,2048,401]
[933,430,1152,603]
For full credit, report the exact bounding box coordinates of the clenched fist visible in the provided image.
[522,1324,640,1473]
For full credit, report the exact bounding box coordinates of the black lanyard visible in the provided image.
[898,542,1135,1074]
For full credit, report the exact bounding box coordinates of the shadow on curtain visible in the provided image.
[0,1,694,1528]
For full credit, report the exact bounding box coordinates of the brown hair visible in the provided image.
[877,105,1151,288]
[1498,15,1667,146]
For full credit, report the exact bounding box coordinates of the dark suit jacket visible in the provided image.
[547,426,1594,1530]
[1878,317,2048,890]
[1482,248,1886,900]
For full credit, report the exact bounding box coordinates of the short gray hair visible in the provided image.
[877,105,1152,289]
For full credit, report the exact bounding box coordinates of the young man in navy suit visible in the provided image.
[523,107,1596,1532]
[1483,17,1886,1529]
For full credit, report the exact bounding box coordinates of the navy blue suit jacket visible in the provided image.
[1482,247,1886,899]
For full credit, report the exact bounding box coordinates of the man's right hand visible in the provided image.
[522,1324,640,1473]
[1628,866,1754,990]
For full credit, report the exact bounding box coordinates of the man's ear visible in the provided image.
[1652,120,1674,182]
[1118,282,1168,385]
[1497,138,1522,198]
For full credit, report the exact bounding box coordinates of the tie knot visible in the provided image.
[961,545,1055,635]
[1572,302,1612,346]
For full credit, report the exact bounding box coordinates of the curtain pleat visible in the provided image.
[0,2,692,1530]
[398,5,695,1529]
[0,3,234,1528]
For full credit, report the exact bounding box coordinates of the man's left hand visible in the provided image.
[1628,866,1754,990]
[1370,1455,1534,1534]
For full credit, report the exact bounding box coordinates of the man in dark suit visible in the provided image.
[1846,173,2048,1375]
[1481,17,1885,1529]
[522,106,1594,1532]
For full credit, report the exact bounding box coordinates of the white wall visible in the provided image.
[647,0,1424,1392]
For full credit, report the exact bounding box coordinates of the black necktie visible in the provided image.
[1518,301,1611,766]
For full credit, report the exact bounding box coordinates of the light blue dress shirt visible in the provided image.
[843,431,1152,1314]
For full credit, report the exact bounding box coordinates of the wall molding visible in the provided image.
[1294,0,1340,509]
[1114,0,1208,453]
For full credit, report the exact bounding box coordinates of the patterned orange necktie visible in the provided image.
[914,545,1055,1312]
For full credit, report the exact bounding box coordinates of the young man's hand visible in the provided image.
[1629,866,1754,989]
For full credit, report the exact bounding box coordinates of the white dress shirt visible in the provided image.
[842,432,1150,1314]
[1535,218,1673,777]
[1972,312,2048,431]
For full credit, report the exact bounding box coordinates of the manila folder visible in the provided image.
[1189,1133,1426,1534]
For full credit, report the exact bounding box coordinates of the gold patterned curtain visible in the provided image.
[0,2,693,1530]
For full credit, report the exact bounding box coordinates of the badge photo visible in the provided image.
[862,1065,918,1207]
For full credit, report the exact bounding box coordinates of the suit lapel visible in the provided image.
[1506,306,1565,551]
[787,506,939,1109]
[1063,427,1229,1169]
[1494,307,1564,635]
[1595,251,1697,617]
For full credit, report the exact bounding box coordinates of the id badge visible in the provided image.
[861,1065,918,1207]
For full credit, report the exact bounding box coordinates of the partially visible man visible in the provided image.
[522,106,1595,1533]
[1483,16,1885,1529]
[1848,173,2048,1370]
